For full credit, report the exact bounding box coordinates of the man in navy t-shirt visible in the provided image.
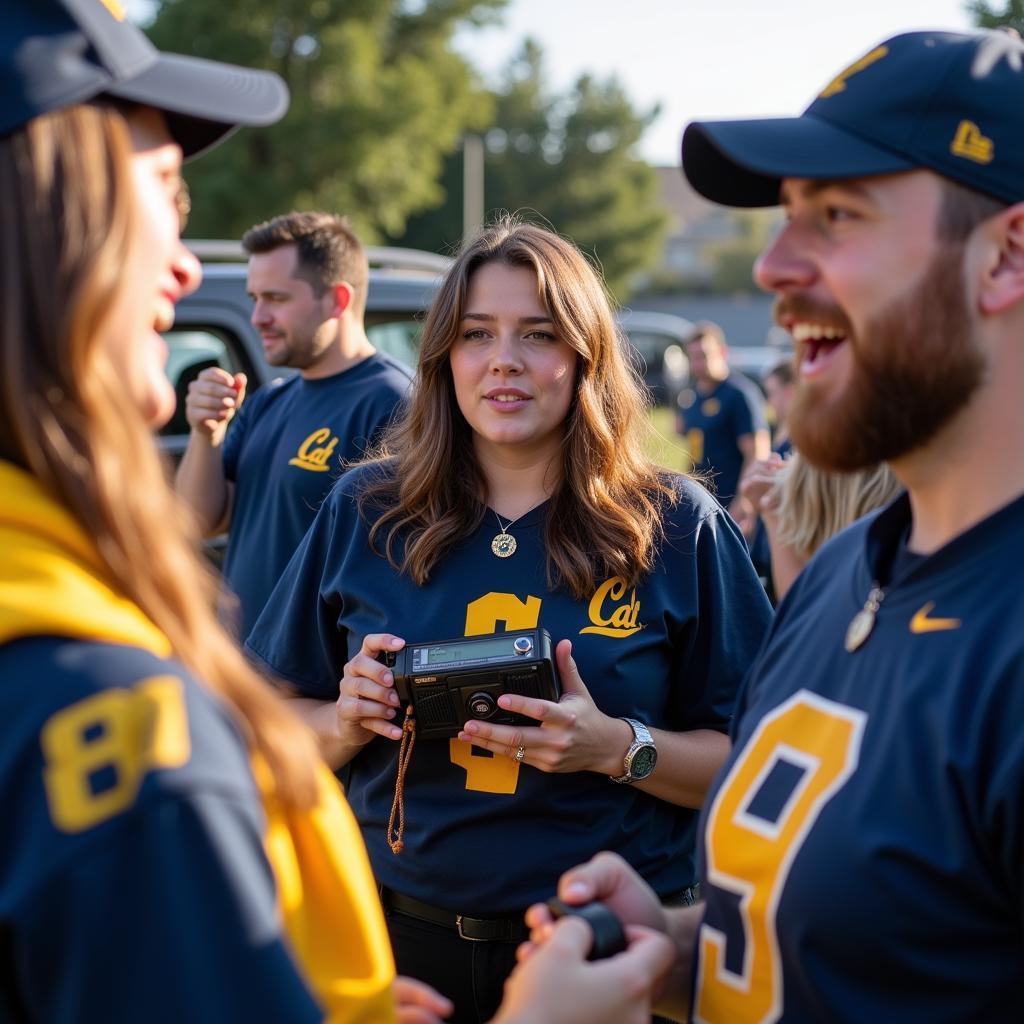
[175,212,411,638]
[675,321,769,517]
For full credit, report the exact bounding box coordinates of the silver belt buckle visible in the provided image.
[455,914,487,941]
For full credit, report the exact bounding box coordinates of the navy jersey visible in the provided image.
[0,638,321,1024]
[222,352,411,638]
[677,374,767,504]
[692,492,1024,1023]
[247,466,772,913]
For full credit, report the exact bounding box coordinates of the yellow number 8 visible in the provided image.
[40,676,191,833]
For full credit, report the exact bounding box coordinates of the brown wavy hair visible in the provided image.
[0,104,317,807]
[360,218,677,598]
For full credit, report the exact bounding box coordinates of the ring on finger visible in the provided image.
[514,745,526,763]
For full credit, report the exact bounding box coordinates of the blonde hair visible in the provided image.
[773,454,902,561]
[0,104,317,807]
[360,218,676,598]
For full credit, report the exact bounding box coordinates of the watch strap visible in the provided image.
[610,717,655,784]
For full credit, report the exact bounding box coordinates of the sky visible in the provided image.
[453,0,974,165]
[126,0,976,166]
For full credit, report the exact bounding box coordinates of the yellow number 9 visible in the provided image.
[40,676,191,833]
[694,691,866,1024]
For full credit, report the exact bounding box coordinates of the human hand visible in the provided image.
[185,366,246,443]
[492,916,675,1024]
[336,633,406,749]
[739,453,785,515]
[728,494,757,538]
[456,639,631,776]
[523,852,669,946]
[392,975,453,1024]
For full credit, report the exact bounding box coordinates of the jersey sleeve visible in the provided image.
[15,789,324,1024]
[673,504,774,731]
[221,385,261,482]
[355,378,408,454]
[732,376,768,437]
[245,485,354,699]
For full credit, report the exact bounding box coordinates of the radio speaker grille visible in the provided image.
[416,687,458,729]
[503,670,540,697]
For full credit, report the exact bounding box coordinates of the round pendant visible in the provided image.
[844,608,876,653]
[491,532,517,558]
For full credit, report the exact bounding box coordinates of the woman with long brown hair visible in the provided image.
[248,217,773,1023]
[0,3,450,1021]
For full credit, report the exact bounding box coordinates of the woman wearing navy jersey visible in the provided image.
[0,3,468,1022]
[248,218,772,1023]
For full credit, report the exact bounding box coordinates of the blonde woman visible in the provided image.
[0,3,458,1021]
[248,219,773,1023]
[741,452,903,601]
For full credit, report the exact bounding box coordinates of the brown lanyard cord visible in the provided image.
[387,706,417,854]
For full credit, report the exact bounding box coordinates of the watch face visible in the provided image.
[630,746,658,780]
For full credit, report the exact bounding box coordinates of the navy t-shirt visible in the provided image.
[0,637,321,1024]
[677,374,767,504]
[221,352,411,639]
[247,466,772,912]
[692,492,1024,1022]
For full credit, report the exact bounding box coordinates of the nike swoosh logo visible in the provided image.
[910,602,961,634]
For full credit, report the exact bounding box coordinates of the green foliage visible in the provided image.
[968,0,1024,32]
[395,40,669,300]
[646,406,689,473]
[148,0,505,240]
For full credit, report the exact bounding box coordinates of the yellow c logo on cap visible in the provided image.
[950,120,994,164]
[819,45,889,99]
[99,0,127,21]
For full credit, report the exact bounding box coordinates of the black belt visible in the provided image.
[380,887,530,943]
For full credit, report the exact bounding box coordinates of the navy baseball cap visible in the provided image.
[2,0,289,157]
[682,30,1024,207]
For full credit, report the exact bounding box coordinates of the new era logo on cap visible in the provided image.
[951,121,994,164]
[682,29,1024,208]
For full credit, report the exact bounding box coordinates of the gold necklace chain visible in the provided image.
[490,507,536,559]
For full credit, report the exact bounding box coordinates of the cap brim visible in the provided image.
[106,52,289,158]
[681,115,916,207]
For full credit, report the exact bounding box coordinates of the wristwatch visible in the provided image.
[610,718,658,784]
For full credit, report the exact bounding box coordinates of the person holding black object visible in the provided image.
[246,218,772,1023]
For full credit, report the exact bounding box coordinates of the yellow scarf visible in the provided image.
[0,461,395,1023]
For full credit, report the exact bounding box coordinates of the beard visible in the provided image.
[267,328,328,370]
[785,242,986,472]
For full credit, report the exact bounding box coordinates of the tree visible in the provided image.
[146,0,505,240]
[968,0,1024,32]
[394,40,669,300]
